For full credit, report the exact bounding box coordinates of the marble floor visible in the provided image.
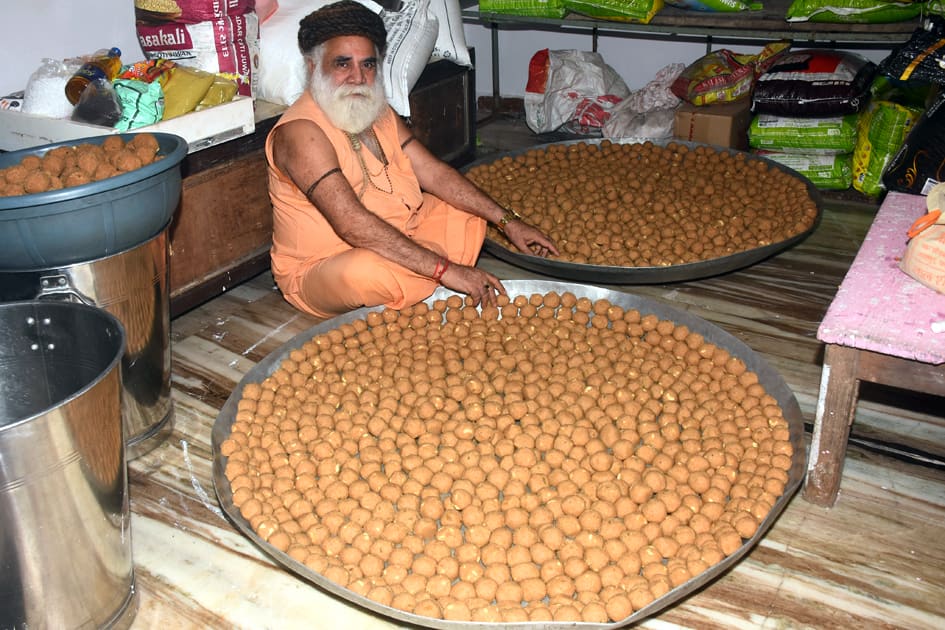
[126,115,945,629]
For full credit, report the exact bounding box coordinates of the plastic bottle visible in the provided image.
[64,47,122,105]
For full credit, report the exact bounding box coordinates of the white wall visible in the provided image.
[1,1,142,96]
[0,2,895,101]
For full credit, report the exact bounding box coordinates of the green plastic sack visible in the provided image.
[786,0,924,23]
[479,0,568,17]
[748,113,858,153]
[852,99,923,197]
[757,150,853,190]
[113,78,164,131]
[562,0,664,22]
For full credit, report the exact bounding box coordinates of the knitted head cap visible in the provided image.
[298,1,387,56]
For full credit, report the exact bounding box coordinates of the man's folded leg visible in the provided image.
[293,248,436,319]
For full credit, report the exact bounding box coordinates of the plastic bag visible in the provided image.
[161,64,216,120]
[563,0,663,23]
[196,75,239,110]
[603,63,684,139]
[21,58,76,118]
[70,77,122,127]
[525,49,631,134]
[0,91,24,111]
[755,150,852,190]
[671,42,790,106]
[113,79,164,131]
[852,98,922,197]
[256,0,280,22]
[878,15,945,85]
[883,92,945,195]
[118,58,176,87]
[786,0,924,23]
[665,0,759,11]
[748,113,858,154]
[479,0,567,17]
[900,182,945,294]
[753,49,876,116]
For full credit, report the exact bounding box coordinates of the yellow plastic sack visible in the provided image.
[852,99,922,197]
[196,74,239,110]
[161,64,215,120]
[671,41,790,106]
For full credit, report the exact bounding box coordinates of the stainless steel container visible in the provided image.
[0,224,173,459]
[0,301,136,630]
[212,279,807,630]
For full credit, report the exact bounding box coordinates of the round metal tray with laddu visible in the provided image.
[463,139,823,284]
[212,280,806,629]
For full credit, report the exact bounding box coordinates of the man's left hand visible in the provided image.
[504,221,560,258]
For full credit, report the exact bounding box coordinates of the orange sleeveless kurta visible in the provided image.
[265,92,485,318]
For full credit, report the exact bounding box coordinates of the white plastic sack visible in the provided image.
[255,2,313,106]
[381,0,439,117]
[524,49,630,134]
[603,63,685,140]
[429,0,472,66]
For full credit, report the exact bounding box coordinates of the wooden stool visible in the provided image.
[806,192,945,507]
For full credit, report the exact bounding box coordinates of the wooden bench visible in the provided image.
[805,191,945,507]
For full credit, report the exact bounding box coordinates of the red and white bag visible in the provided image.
[136,7,259,98]
[134,0,254,23]
[524,49,630,135]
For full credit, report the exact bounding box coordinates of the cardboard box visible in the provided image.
[0,96,255,154]
[674,100,752,150]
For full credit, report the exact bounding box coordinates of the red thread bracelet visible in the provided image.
[431,257,450,282]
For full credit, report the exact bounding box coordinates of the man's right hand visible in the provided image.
[440,263,507,308]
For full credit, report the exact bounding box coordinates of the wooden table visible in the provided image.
[805,191,945,506]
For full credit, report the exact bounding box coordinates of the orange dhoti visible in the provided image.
[294,193,485,319]
[266,94,486,320]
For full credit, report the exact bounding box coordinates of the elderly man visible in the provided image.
[265,0,558,320]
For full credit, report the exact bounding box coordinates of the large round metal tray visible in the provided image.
[464,138,823,284]
[212,280,806,629]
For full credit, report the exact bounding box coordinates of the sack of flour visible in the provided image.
[136,11,259,97]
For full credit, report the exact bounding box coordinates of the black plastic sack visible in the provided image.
[878,16,945,86]
[882,92,945,194]
[752,49,876,116]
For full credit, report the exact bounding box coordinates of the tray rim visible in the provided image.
[464,137,824,284]
[211,279,807,629]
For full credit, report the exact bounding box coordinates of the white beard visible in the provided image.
[309,67,387,135]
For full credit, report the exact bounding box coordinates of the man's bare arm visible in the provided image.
[397,117,559,258]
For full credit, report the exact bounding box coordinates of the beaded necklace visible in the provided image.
[346,128,393,199]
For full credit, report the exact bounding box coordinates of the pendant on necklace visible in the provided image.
[347,132,361,151]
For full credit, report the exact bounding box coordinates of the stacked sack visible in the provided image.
[874,16,945,196]
[748,49,877,190]
[478,0,663,23]
[851,76,926,197]
[134,0,259,100]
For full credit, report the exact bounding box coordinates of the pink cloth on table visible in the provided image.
[818,191,945,365]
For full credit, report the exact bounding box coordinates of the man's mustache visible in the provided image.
[336,85,374,98]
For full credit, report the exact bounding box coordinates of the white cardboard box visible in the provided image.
[0,95,256,154]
